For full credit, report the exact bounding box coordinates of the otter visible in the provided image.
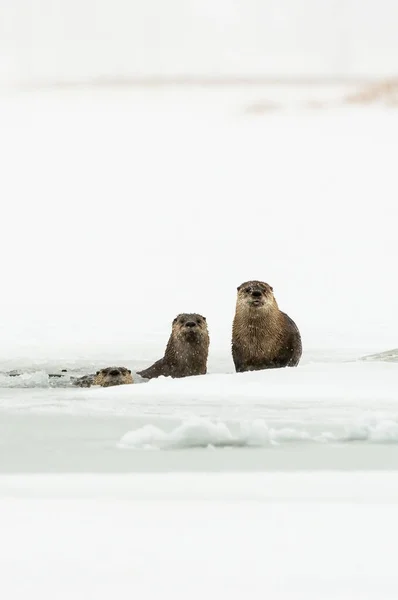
[73,366,133,388]
[232,280,302,372]
[137,313,209,380]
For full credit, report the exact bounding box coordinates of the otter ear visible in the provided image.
[270,286,273,292]
[127,369,131,374]
[237,285,241,291]
[203,316,206,321]
[172,317,177,325]
[96,371,100,375]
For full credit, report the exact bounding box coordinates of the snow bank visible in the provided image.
[1,362,397,426]
[118,414,398,450]
[345,414,398,443]
[118,418,313,449]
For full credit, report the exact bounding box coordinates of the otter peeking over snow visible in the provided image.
[137,313,210,380]
[73,366,133,388]
[232,280,302,372]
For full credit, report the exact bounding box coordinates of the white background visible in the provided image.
[1,0,398,85]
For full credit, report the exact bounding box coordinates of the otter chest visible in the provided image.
[243,323,279,360]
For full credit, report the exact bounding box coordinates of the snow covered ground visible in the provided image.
[1,360,398,471]
[0,82,398,598]
[1,472,398,599]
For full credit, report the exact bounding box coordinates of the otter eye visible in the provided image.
[196,319,201,325]
[245,287,251,294]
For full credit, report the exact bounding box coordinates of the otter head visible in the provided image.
[172,313,208,342]
[94,366,133,387]
[236,280,275,310]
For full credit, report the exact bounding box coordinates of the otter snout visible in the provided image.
[109,369,121,376]
[249,288,264,306]
[183,320,200,337]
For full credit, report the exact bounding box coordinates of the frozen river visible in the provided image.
[1,351,397,472]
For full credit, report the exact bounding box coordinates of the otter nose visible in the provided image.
[109,369,120,376]
[251,290,262,297]
[185,321,196,328]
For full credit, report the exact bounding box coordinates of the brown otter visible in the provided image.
[232,280,302,372]
[73,366,133,388]
[137,313,209,380]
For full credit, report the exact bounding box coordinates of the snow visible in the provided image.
[1,360,397,472]
[1,473,398,599]
[118,414,398,450]
[3,0,398,84]
[1,83,398,596]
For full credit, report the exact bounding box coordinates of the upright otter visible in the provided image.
[232,280,302,372]
[137,313,209,380]
[73,366,133,388]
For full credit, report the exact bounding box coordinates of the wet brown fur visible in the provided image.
[232,280,302,372]
[93,366,133,387]
[137,313,209,380]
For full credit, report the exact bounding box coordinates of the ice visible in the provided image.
[0,370,51,388]
[361,348,398,362]
[345,413,398,443]
[118,414,398,450]
[117,418,310,449]
[119,419,236,449]
[0,359,397,471]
